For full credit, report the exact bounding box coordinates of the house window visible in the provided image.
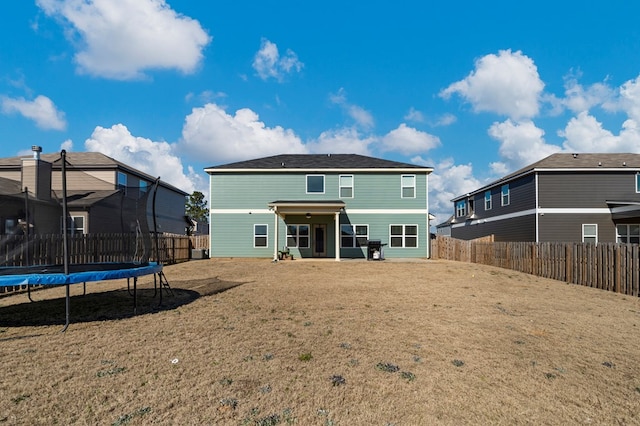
[616,224,640,244]
[455,200,467,217]
[61,216,85,235]
[636,173,640,193]
[306,175,325,194]
[390,224,418,248]
[401,175,416,198]
[254,224,268,248]
[582,224,597,244]
[485,191,492,210]
[117,172,128,195]
[341,224,368,247]
[339,175,353,198]
[139,180,148,198]
[3,218,20,235]
[501,184,510,206]
[287,224,310,248]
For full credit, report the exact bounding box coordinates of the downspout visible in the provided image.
[426,172,430,259]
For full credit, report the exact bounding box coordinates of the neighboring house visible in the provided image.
[0,147,189,235]
[205,154,433,260]
[450,153,640,243]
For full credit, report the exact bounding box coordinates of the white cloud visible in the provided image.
[404,107,425,123]
[36,0,211,80]
[329,88,374,129]
[488,119,561,171]
[179,103,308,164]
[85,124,196,192]
[305,128,374,155]
[253,38,303,81]
[440,49,544,120]
[615,75,640,122]
[433,113,457,127]
[60,139,73,151]
[380,123,440,155]
[563,74,613,113]
[423,157,482,225]
[560,112,640,153]
[1,95,66,130]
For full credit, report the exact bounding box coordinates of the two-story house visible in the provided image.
[205,154,433,260]
[449,153,640,243]
[0,147,189,235]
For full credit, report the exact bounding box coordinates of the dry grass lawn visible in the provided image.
[1,258,640,425]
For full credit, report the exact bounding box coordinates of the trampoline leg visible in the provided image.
[152,273,158,298]
[82,282,86,296]
[27,284,34,302]
[61,284,70,333]
[133,277,137,316]
[127,277,134,296]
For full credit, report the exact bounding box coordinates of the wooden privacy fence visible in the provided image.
[432,237,640,297]
[0,233,193,268]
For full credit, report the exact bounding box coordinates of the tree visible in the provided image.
[185,191,208,223]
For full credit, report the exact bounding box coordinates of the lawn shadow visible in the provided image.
[0,277,248,327]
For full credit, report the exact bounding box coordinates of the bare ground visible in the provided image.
[1,258,639,425]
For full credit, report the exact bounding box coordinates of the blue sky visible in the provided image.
[2,1,640,224]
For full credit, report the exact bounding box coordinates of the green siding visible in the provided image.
[211,172,427,210]
[209,171,430,258]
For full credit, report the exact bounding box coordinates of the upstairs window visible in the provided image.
[582,224,597,244]
[636,173,640,193]
[401,175,416,198]
[339,175,353,198]
[501,184,510,206]
[139,180,148,198]
[117,172,128,195]
[456,200,467,217]
[306,175,325,194]
[485,190,492,210]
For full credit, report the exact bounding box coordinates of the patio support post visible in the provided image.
[273,208,279,261]
[334,211,340,261]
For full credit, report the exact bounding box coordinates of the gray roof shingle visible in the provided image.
[206,154,432,171]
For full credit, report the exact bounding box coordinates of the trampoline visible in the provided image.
[0,149,172,331]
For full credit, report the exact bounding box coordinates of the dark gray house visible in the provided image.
[0,148,189,236]
[449,153,640,243]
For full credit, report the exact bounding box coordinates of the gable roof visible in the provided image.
[453,153,640,201]
[205,154,432,173]
[0,151,188,195]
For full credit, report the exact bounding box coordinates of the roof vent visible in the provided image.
[31,145,42,160]
[598,161,602,166]
[281,162,285,167]
[623,162,626,167]
[572,153,578,158]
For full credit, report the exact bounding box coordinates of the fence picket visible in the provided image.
[433,237,640,298]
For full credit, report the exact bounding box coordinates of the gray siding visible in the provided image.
[538,213,617,243]
[452,214,536,242]
[538,171,640,208]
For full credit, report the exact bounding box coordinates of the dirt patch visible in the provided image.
[1,258,639,425]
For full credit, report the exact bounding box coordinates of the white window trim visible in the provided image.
[582,223,598,244]
[253,224,268,248]
[339,174,354,199]
[61,215,85,234]
[636,173,640,193]
[401,174,416,199]
[389,224,419,248]
[456,200,467,217]
[340,224,368,248]
[286,224,310,248]
[306,174,325,194]
[501,184,510,206]
[485,190,492,210]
